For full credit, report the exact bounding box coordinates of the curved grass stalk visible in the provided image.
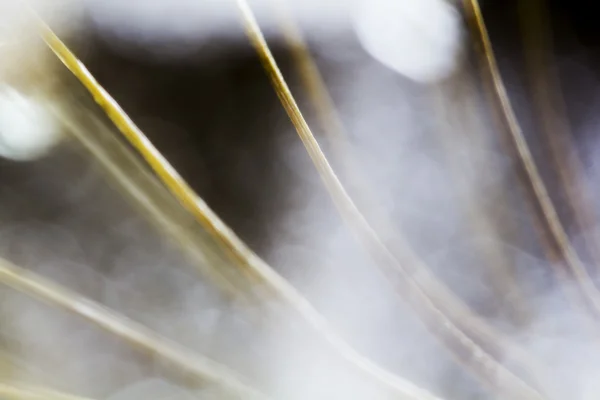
[265,0,348,160]
[53,93,254,304]
[517,0,600,275]
[270,0,536,329]
[0,258,269,400]
[234,0,547,398]
[268,0,546,385]
[463,0,600,319]
[32,12,445,400]
[269,0,533,328]
[0,383,95,400]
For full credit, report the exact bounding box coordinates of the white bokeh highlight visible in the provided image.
[353,0,464,83]
[0,86,62,161]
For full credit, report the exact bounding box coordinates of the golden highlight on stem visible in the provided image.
[269,0,544,381]
[54,94,252,303]
[267,0,347,154]
[272,0,533,326]
[235,0,547,398]
[33,11,444,400]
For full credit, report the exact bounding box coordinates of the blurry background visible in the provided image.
[2,0,600,399]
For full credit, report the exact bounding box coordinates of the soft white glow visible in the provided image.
[353,0,464,83]
[82,0,350,53]
[0,86,62,161]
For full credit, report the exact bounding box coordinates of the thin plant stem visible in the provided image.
[234,0,548,398]
[0,258,269,400]
[268,0,545,389]
[31,11,444,400]
[464,0,600,320]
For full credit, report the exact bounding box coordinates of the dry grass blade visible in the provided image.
[0,258,269,400]
[273,0,534,327]
[54,90,254,304]
[463,0,600,319]
[267,0,347,158]
[32,11,444,400]
[270,0,546,385]
[0,383,95,400]
[518,0,600,275]
[34,14,264,285]
[235,0,547,398]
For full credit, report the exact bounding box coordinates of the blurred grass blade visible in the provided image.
[236,0,548,398]
[54,87,253,303]
[32,11,445,400]
[0,384,94,400]
[0,258,269,400]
